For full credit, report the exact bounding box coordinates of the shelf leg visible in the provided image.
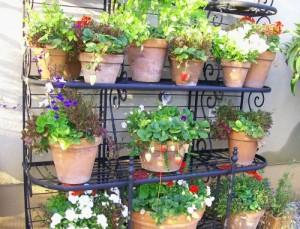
[127,156,135,229]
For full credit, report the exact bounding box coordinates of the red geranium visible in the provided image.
[246,170,263,181]
[189,185,199,194]
[75,15,92,29]
[240,16,256,24]
[166,181,174,187]
[70,190,83,196]
[179,161,187,174]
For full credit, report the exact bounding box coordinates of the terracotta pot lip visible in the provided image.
[229,131,258,141]
[232,209,265,216]
[50,137,102,149]
[257,51,276,61]
[130,38,168,49]
[79,52,124,57]
[79,53,124,64]
[221,60,251,68]
[169,56,204,64]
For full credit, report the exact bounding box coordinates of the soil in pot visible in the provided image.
[228,131,258,166]
[260,212,293,229]
[228,210,265,229]
[170,57,204,86]
[127,39,168,82]
[50,137,101,184]
[79,53,124,84]
[132,209,205,229]
[221,61,251,87]
[244,51,276,88]
[31,47,67,80]
[140,142,190,173]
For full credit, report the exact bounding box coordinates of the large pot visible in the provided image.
[64,55,82,80]
[228,210,265,229]
[31,47,67,80]
[79,52,124,84]
[170,57,204,86]
[228,131,258,166]
[221,61,251,87]
[244,51,276,88]
[261,212,293,229]
[127,39,168,82]
[132,209,205,229]
[50,137,101,184]
[140,142,190,172]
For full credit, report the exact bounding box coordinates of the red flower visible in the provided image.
[75,16,92,29]
[166,181,174,187]
[240,16,255,23]
[160,145,167,153]
[246,170,263,181]
[189,185,199,194]
[70,190,83,196]
[179,161,187,174]
[180,72,190,82]
[218,164,232,170]
[134,170,149,180]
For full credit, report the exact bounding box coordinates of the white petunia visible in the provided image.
[111,187,120,196]
[187,204,197,214]
[140,209,146,215]
[80,206,93,219]
[206,186,211,196]
[78,195,93,209]
[205,196,215,207]
[122,205,128,217]
[121,121,127,129]
[97,214,108,228]
[109,193,121,204]
[101,201,109,206]
[139,104,145,111]
[50,213,62,228]
[65,208,77,222]
[177,180,188,187]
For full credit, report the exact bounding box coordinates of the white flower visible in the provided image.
[177,180,188,187]
[139,104,145,111]
[187,204,197,214]
[67,224,75,229]
[122,205,128,217]
[140,209,146,215]
[50,213,62,228]
[121,121,127,129]
[80,206,93,219]
[45,82,54,93]
[65,208,77,222]
[109,194,121,204]
[78,195,93,209]
[97,214,108,229]
[39,99,49,108]
[205,197,215,207]
[101,202,109,206]
[111,187,120,196]
[206,186,211,196]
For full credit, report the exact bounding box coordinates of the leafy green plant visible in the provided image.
[285,23,300,94]
[124,105,210,156]
[133,178,214,224]
[214,173,271,219]
[213,105,272,139]
[24,0,77,52]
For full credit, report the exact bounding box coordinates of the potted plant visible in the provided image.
[213,105,272,165]
[24,0,77,80]
[45,188,127,228]
[132,179,215,228]
[22,83,108,184]
[261,173,294,229]
[285,23,300,94]
[123,105,210,172]
[76,14,128,85]
[215,173,271,229]
[241,17,284,88]
[212,24,269,87]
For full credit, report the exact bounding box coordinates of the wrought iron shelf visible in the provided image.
[206,0,277,17]
[26,150,267,192]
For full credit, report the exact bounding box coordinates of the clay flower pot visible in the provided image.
[229,210,265,229]
[221,61,251,87]
[127,39,168,82]
[170,57,204,86]
[31,47,67,80]
[244,51,276,88]
[132,209,205,229]
[261,212,293,229]
[228,131,258,166]
[140,142,190,172]
[79,52,124,84]
[50,137,101,184]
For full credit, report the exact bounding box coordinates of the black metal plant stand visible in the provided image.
[22,0,277,228]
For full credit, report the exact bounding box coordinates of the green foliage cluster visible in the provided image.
[24,0,77,52]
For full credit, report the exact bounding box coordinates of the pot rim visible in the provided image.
[169,56,204,64]
[221,60,251,69]
[79,52,124,64]
[50,137,102,150]
[229,131,259,142]
[130,38,168,49]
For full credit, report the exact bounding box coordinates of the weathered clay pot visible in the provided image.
[229,210,265,229]
[31,47,67,80]
[221,61,251,87]
[127,39,168,82]
[132,209,205,229]
[170,57,204,86]
[79,52,124,84]
[261,212,293,229]
[50,137,101,184]
[244,51,276,88]
[64,55,82,80]
[228,131,258,166]
[140,142,190,172]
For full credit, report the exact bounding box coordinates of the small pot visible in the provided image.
[140,142,190,172]
[50,137,101,184]
[261,212,293,229]
[79,52,124,84]
[221,61,251,87]
[244,51,276,88]
[228,131,258,166]
[31,47,67,80]
[229,210,265,229]
[170,57,204,86]
[132,209,205,229]
[127,39,168,82]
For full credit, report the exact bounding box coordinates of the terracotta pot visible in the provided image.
[64,55,82,80]
[229,210,265,229]
[261,212,293,229]
[228,131,258,166]
[127,39,168,82]
[79,52,124,84]
[221,61,251,87]
[50,137,101,184]
[132,209,205,229]
[31,47,67,80]
[244,51,276,88]
[140,142,190,172]
[170,57,204,86]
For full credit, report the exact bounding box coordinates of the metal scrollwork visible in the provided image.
[258,0,274,6]
[112,89,127,109]
[207,11,224,27]
[256,15,271,24]
[203,62,222,82]
[247,92,265,111]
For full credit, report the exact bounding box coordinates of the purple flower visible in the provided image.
[52,75,66,89]
[38,55,43,59]
[51,100,56,105]
[180,115,187,121]
[52,105,59,111]
[72,100,78,107]
[64,100,72,108]
[56,93,64,102]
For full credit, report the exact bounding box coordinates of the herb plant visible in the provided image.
[24,0,77,52]
[133,179,214,224]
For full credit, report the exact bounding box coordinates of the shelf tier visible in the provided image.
[27,149,267,191]
[206,0,277,17]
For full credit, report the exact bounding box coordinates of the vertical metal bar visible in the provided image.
[127,156,135,229]
[98,90,103,182]
[101,89,108,182]
[187,91,192,110]
[239,92,244,111]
